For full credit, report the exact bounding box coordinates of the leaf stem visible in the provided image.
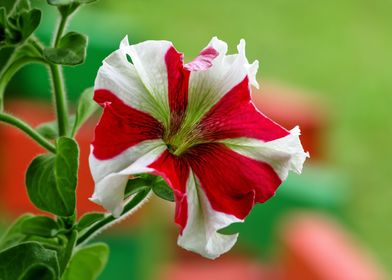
[0,112,56,153]
[76,189,151,245]
[50,14,70,137]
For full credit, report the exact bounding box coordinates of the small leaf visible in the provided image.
[20,216,59,237]
[0,214,33,251]
[78,0,98,3]
[18,8,41,41]
[36,116,75,140]
[47,0,97,5]
[124,174,155,198]
[19,264,56,280]
[0,241,59,280]
[72,87,99,136]
[36,121,58,140]
[9,0,31,15]
[47,0,73,5]
[152,178,174,202]
[43,32,87,65]
[61,243,109,280]
[26,137,79,216]
[77,213,105,232]
[0,8,6,44]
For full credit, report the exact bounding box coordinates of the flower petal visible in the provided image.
[198,77,289,142]
[184,37,259,126]
[92,89,163,160]
[186,143,282,215]
[148,151,243,259]
[177,171,241,259]
[89,140,166,217]
[148,142,284,258]
[128,39,175,126]
[165,47,190,133]
[148,151,189,233]
[221,126,310,181]
[95,36,168,123]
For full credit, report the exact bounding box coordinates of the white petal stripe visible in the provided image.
[177,171,242,259]
[95,36,171,125]
[221,126,309,181]
[185,38,259,127]
[89,140,166,217]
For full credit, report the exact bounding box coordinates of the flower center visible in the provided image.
[163,123,202,156]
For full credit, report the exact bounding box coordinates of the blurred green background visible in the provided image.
[97,0,392,269]
[1,0,391,278]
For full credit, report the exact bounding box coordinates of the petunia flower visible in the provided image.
[89,36,309,259]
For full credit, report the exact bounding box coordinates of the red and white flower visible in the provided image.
[89,36,309,259]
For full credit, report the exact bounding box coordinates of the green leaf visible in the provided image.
[152,178,174,202]
[20,216,59,238]
[47,0,97,5]
[0,8,6,45]
[0,241,59,280]
[77,213,105,232]
[19,264,56,280]
[124,174,154,198]
[36,121,59,140]
[61,243,109,280]
[0,214,33,251]
[78,0,97,3]
[43,32,87,65]
[17,9,41,41]
[72,87,99,136]
[47,0,73,5]
[36,116,75,140]
[26,137,79,216]
[9,0,31,15]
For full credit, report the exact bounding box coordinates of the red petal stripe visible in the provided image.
[184,143,282,219]
[92,89,163,159]
[199,77,290,142]
[165,47,190,134]
[148,151,190,234]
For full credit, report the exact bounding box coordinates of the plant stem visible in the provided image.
[76,189,151,245]
[0,57,46,111]
[54,14,68,47]
[50,14,70,137]
[50,64,68,136]
[60,229,78,274]
[0,112,56,153]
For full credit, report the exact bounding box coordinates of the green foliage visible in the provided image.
[20,216,59,238]
[71,87,99,135]
[152,177,174,202]
[77,213,105,232]
[26,137,79,216]
[61,243,109,280]
[124,174,174,202]
[44,32,87,65]
[0,241,59,280]
[0,0,41,47]
[36,116,75,140]
[47,0,98,6]
[0,214,33,251]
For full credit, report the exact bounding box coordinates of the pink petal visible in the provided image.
[184,47,219,72]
